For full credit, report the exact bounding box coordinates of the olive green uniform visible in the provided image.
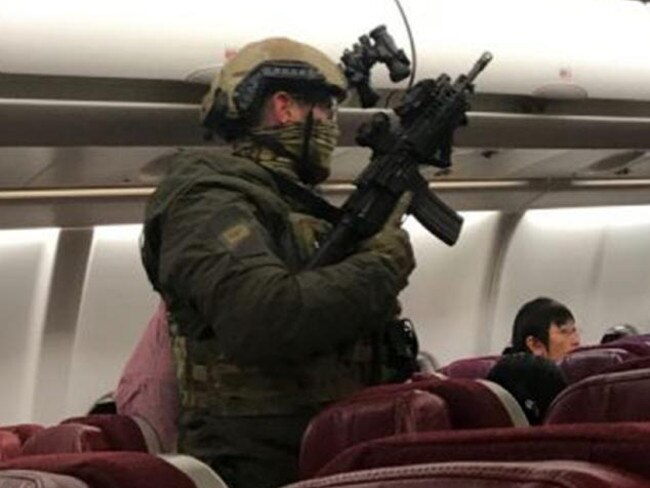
[141,149,405,488]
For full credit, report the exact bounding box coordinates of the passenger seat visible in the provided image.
[286,460,649,488]
[545,367,650,424]
[0,469,89,487]
[299,377,528,478]
[437,355,500,379]
[315,422,650,481]
[0,451,195,488]
[19,415,150,456]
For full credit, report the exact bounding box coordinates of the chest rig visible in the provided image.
[167,170,385,416]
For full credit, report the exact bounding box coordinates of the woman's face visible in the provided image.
[526,320,581,360]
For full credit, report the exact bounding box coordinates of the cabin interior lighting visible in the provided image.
[0,188,155,200]
[572,179,650,187]
[4,0,650,83]
[526,205,650,229]
[0,228,59,246]
[322,181,529,194]
[93,224,143,243]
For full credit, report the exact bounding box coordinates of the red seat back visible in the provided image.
[300,378,527,479]
[290,461,650,488]
[317,422,650,480]
[0,469,89,487]
[299,389,451,478]
[0,452,194,488]
[344,378,526,430]
[558,347,639,384]
[0,431,22,461]
[0,424,44,445]
[61,415,147,452]
[600,356,650,375]
[21,424,110,456]
[437,356,500,379]
[545,368,650,424]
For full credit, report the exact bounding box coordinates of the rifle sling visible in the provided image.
[266,169,343,225]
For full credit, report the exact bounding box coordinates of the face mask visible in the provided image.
[252,119,340,184]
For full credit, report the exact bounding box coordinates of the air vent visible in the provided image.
[532,83,588,100]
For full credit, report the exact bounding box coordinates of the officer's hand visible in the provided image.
[359,192,415,289]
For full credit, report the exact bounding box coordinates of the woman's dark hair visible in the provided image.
[487,352,567,424]
[600,324,639,344]
[511,297,574,353]
[87,392,117,415]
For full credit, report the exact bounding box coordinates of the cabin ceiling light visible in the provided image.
[572,178,650,187]
[0,188,155,200]
[94,224,143,242]
[0,228,59,245]
[526,204,650,229]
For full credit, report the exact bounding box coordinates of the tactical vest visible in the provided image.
[144,150,389,417]
[168,210,381,416]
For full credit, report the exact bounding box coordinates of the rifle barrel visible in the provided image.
[466,51,493,84]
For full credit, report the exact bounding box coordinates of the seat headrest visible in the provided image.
[438,356,499,380]
[299,389,451,479]
[558,347,637,384]
[61,415,148,452]
[545,367,650,424]
[21,424,110,456]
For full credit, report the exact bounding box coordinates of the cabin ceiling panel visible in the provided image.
[3,0,650,101]
[0,147,57,186]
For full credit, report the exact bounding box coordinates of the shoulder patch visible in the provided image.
[221,223,252,248]
[204,205,270,259]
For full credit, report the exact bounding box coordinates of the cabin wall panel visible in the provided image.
[0,229,58,425]
[401,212,502,366]
[66,225,157,418]
[489,206,650,352]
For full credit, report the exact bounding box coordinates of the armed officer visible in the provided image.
[140,37,416,488]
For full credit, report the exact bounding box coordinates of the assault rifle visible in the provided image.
[307,52,493,268]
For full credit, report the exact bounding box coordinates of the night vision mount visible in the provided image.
[340,25,411,108]
[356,52,493,169]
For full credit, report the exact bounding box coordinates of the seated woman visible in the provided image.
[505,297,581,361]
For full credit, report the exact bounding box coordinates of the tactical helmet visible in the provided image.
[201,37,347,140]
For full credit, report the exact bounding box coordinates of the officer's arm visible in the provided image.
[157,188,402,365]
